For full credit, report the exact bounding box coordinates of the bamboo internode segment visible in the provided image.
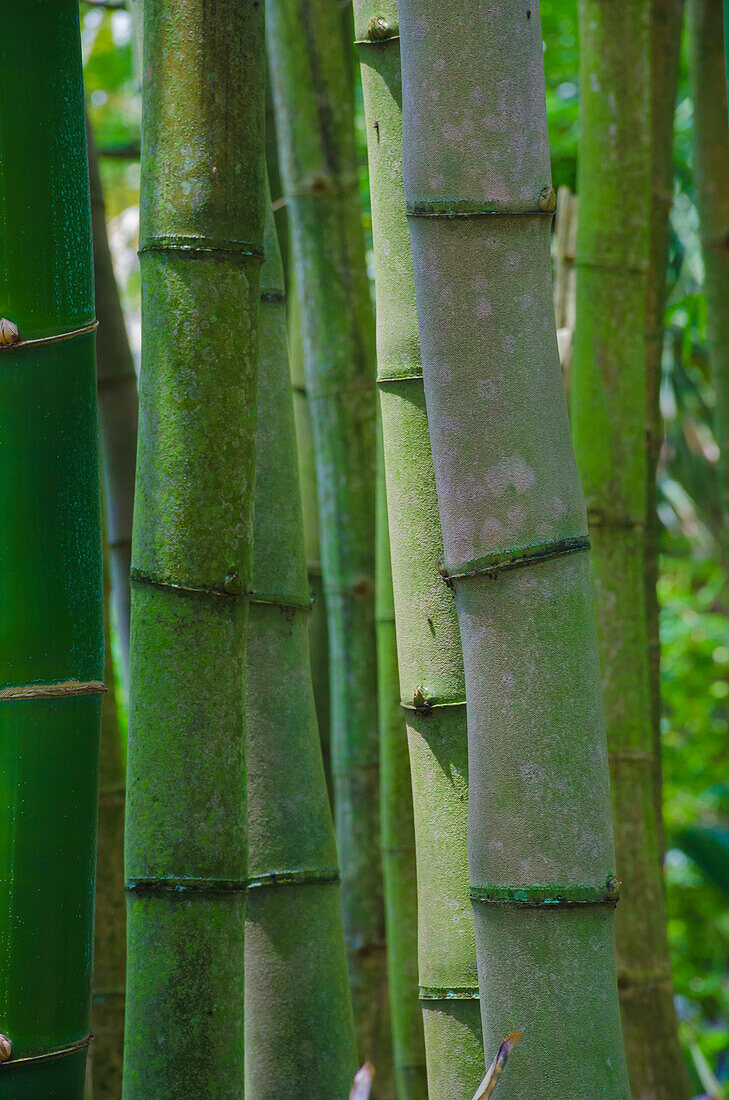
[355,0,484,1093]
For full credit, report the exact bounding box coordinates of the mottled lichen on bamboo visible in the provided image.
[354,2,483,1096]
[122,2,266,1097]
[0,2,103,1096]
[398,1,631,1096]
[572,3,688,1098]
[267,0,392,1087]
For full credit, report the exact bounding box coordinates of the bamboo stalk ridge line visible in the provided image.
[354,3,484,1095]
[397,1,631,1096]
[267,0,392,1085]
[0,3,104,1096]
[572,2,689,1097]
[244,196,358,1098]
[122,0,266,1095]
[0,680,106,700]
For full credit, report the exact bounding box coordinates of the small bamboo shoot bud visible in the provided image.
[0,318,19,346]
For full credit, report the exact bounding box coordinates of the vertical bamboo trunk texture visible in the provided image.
[123,3,265,1097]
[355,5,484,1097]
[267,2,392,1086]
[398,3,632,1097]
[690,0,729,537]
[375,440,427,1100]
[90,535,127,1100]
[646,0,683,843]
[244,197,358,1099]
[572,4,689,1098]
[0,3,103,1096]
[289,275,333,800]
[89,121,139,692]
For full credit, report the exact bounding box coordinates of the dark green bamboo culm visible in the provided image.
[375,443,427,1099]
[690,0,729,540]
[89,121,138,693]
[572,5,689,1096]
[88,534,126,1100]
[267,3,393,1087]
[123,2,266,1096]
[245,195,358,1099]
[398,1,632,1095]
[0,3,104,1096]
[355,4,484,1096]
[646,0,684,843]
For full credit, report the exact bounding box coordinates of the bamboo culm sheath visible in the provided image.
[122,2,266,1096]
[572,5,689,1096]
[690,0,729,544]
[244,195,358,1098]
[397,2,632,1095]
[0,3,103,1096]
[267,2,393,1088]
[354,3,485,1096]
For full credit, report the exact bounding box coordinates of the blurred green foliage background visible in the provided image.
[81,0,729,1090]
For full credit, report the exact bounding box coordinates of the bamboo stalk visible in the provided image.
[397,2,631,1096]
[354,4,484,1096]
[646,0,684,852]
[572,4,688,1097]
[375,438,427,1099]
[0,3,104,1095]
[123,2,266,1095]
[244,196,358,1098]
[89,121,138,693]
[89,530,126,1100]
[267,3,392,1086]
[690,0,729,540]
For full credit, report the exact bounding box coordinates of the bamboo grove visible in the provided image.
[0,1,727,1098]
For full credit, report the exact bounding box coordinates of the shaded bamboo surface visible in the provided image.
[0,3,103,1096]
[646,0,684,851]
[375,437,427,1099]
[267,1,392,1087]
[572,3,689,1097]
[89,534,126,1100]
[355,3,484,1096]
[89,122,138,693]
[398,1,631,1096]
[245,198,358,1098]
[123,2,266,1095]
[690,0,729,539]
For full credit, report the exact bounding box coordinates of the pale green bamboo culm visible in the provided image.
[398,1,632,1096]
[572,5,689,1097]
[355,3,485,1097]
[375,438,427,1099]
[267,3,393,1090]
[690,0,729,542]
[244,195,358,1099]
[0,3,104,1096]
[123,2,266,1096]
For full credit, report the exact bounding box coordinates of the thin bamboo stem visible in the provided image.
[354,3,484,1095]
[267,3,392,1087]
